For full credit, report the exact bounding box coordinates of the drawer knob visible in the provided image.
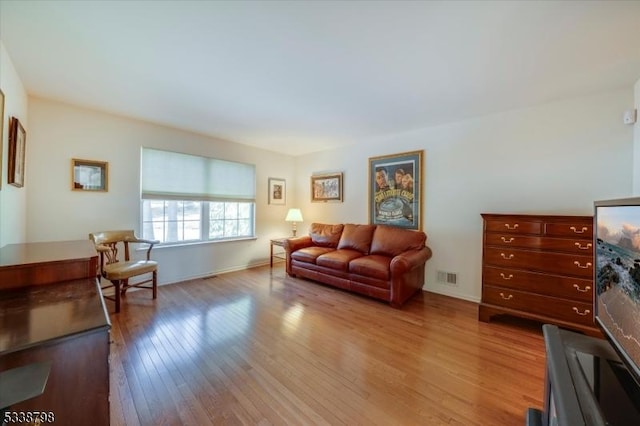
[573,261,592,269]
[500,273,514,280]
[504,223,519,230]
[573,284,591,293]
[574,242,592,250]
[501,237,515,243]
[572,307,591,316]
[501,253,514,260]
[570,226,588,234]
[499,292,513,300]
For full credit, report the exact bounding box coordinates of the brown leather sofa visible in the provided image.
[284,223,433,307]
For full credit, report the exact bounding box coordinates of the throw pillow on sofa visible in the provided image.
[369,224,427,257]
[310,223,344,247]
[337,224,376,254]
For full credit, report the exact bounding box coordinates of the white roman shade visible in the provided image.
[141,148,256,202]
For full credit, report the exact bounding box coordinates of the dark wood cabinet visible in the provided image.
[479,214,599,335]
[0,241,110,425]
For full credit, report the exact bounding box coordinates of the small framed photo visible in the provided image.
[72,158,108,191]
[8,116,26,188]
[311,172,343,202]
[268,177,286,205]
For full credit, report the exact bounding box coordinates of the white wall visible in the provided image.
[633,78,640,195]
[0,41,29,247]
[26,98,296,284]
[295,89,635,302]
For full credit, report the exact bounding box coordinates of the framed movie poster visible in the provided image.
[368,150,423,230]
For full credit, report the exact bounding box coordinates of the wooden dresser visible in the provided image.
[0,240,110,425]
[479,214,599,336]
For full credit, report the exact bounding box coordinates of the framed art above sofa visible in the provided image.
[311,172,343,202]
[368,150,423,230]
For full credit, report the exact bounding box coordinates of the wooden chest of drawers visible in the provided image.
[479,213,599,336]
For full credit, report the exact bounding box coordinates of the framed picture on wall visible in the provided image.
[71,158,109,191]
[268,177,286,205]
[368,150,423,230]
[0,89,4,190]
[8,116,26,188]
[311,172,343,202]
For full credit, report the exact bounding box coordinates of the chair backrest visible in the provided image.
[89,230,138,264]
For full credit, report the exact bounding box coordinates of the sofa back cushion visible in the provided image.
[337,224,376,254]
[370,224,426,257]
[309,223,344,248]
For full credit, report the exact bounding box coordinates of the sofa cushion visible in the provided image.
[349,255,391,280]
[370,225,426,257]
[291,246,335,264]
[316,249,363,271]
[309,223,344,248]
[337,224,376,254]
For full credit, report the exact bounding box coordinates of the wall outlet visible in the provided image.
[623,109,637,125]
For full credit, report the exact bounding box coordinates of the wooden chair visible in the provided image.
[89,230,159,313]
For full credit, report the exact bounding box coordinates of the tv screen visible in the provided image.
[595,197,640,386]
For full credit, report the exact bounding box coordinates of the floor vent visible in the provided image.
[437,270,458,285]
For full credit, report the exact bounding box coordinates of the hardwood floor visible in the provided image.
[108,264,546,425]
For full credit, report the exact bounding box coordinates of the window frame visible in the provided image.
[141,199,256,246]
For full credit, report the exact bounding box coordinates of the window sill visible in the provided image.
[136,236,257,251]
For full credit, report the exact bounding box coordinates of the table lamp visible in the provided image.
[285,208,304,236]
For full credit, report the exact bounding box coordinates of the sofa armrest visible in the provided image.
[390,246,433,275]
[284,235,313,253]
[284,235,313,277]
[389,245,433,308]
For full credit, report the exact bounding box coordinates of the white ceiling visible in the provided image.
[1,1,640,156]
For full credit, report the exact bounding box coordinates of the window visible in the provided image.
[141,148,256,244]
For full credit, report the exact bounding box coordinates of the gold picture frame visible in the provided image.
[72,158,108,191]
[0,89,4,190]
[8,116,26,188]
[268,177,286,205]
[311,172,343,202]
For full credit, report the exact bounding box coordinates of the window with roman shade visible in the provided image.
[141,147,256,244]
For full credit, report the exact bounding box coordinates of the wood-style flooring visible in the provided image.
[108,264,546,425]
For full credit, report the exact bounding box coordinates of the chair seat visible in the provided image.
[104,260,158,280]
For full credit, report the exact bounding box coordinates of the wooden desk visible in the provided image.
[270,238,288,267]
[0,240,98,291]
[0,240,110,426]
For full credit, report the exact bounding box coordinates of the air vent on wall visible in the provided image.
[437,270,458,285]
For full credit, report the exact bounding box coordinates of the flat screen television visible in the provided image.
[594,197,640,387]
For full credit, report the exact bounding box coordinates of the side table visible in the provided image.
[270,238,288,267]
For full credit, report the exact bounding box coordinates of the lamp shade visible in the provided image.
[285,208,303,222]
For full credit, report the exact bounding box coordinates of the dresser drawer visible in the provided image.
[482,266,592,302]
[485,220,542,235]
[484,234,593,254]
[482,286,594,326]
[544,222,593,238]
[484,247,593,278]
